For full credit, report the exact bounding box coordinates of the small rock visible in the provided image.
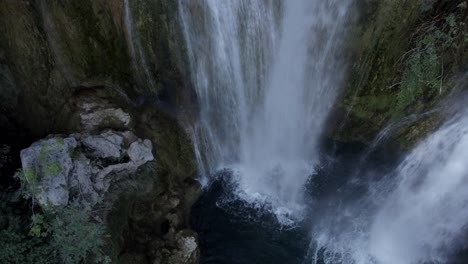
[167,197,180,209]
[93,138,154,192]
[166,213,180,227]
[81,130,124,159]
[78,98,132,132]
[121,131,138,145]
[166,230,199,264]
[128,139,154,163]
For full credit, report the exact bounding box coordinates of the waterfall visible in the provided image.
[308,107,468,264]
[179,0,352,219]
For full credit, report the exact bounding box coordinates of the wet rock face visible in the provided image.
[19,130,154,208]
[330,1,468,147]
[0,0,189,138]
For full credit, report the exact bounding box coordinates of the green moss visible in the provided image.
[56,138,65,148]
[42,162,62,176]
[350,94,395,119]
[337,1,423,141]
[24,169,35,183]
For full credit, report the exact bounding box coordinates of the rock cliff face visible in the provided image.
[0,0,189,138]
[0,1,199,262]
[330,0,468,148]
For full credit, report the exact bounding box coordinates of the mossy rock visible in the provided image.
[334,0,468,146]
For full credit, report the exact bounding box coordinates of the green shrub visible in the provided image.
[0,188,110,264]
[0,190,58,264]
[394,7,465,116]
[0,224,57,264]
[51,202,110,264]
[396,34,440,113]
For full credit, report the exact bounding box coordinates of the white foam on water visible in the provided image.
[309,109,468,264]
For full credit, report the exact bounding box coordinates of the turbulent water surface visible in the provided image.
[192,114,468,263]
[178,1,468,263]
[305,109,468,264]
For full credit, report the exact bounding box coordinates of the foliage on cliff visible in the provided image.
[335,0,468,147]
[0,196,109,264]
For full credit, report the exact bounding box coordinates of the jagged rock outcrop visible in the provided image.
[78,100,132,133]
[16,91,200,263]
[19,130,154,208]
[20,137,77,207]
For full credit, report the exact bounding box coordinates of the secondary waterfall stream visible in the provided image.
[179,0,352,220]
[307,106,468,264]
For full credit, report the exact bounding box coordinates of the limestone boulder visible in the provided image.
[20,137,77,207]
[19,130,154,208]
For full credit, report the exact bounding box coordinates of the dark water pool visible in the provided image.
[191,177,310,264]
[190,141,468,264]
[190,142,399,264]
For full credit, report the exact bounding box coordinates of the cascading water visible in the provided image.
[179,2,468,263]
[308,106,468,264]
[179,0,352,219]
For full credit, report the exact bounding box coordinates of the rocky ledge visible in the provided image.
[17,92,200,264]
[19,130,154,208]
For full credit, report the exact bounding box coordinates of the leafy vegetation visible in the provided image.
[338,0,468,145]
[51,201,110,264]
[394,4,467,115]
[395,32,440,114]
[0,193,110,264]
[0,222,57,264]
[5,139,111,264]
[0,190,58,264]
